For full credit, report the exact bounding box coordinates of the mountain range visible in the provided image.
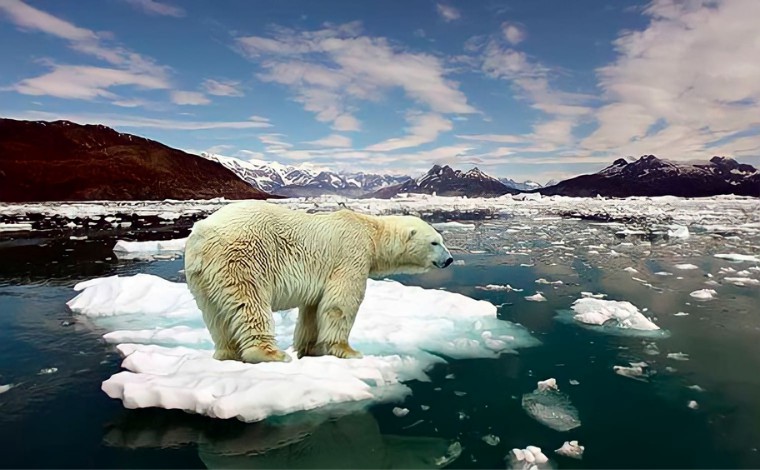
[538,155,760,198]
[0,118,757,201]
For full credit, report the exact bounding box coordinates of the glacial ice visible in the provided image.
[67,274,539,422]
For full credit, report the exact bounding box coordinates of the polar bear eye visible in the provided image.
[431,242,439,246]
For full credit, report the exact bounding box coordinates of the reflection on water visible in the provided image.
[1,213,760,468]
[105,409,453,469]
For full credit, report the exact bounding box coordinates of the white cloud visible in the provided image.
[456,134,527,144]
[0,0,172,103]
[436,4,461,22]
[170,90,210,105]
[365,113,452,152]
[10,63,169,99]
[501,22,525,45]
[582,0,760,160]
[5,110,272,130]
[305,134,352,148]
[122,0,185,17]
[236,22,476,130]
[202,79,244,97]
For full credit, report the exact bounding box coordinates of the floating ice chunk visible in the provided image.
[688,385,705,392]
[569,379,579,385]
[477,284,523,292]
[525,293,547,302]
[0,222,33,232]
[509,446,551,469]
[624,267,638,273]
[555,440,584,460]
[535,278,563,285]
[521,383,581,432]
[112,238,188,260]
[39,367,58,375]
[565,298,661,333]
[69,274,539,422]
[688,400,699,410]
[392,407,410,417]
[675,264,699,270]
[432,222,475,231]
[537,378,558,392]
[581,292,607,299]
[435,442,462,467]
[674,312,690,316]
[715,253,760,263]
[667,225,690,238]
[667,352,690,361]
[724,277,760,286]
[0,384,12,394]
[613,364,648,382]
[689,289,717,300]
[481,434,500,446]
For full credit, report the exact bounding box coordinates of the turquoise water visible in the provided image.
[1,216,759,468]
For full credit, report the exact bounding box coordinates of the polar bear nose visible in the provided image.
[443,257,453,268]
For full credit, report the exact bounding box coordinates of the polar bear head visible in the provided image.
[372,215,454,276]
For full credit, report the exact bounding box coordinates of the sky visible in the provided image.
[1,0,759,183]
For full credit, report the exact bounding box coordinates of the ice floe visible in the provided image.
[674,264,699,270]
[521,379,581,432]
[555,441,584,460]
[714,253,760,263]
[724,277,760,287]
[556,297,664,336]
[112,238,188,260]
[689,289,717,300]
[67,274,539,422]
[509,446,551,470]
[525,293,547,302]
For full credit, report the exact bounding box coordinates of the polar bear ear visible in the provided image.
[407,228,417,240]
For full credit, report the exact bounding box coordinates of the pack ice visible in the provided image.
[67,273,539,422]
[555,297,666,337]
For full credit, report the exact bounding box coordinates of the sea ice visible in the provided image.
[689,289,717,300]
[431,222,475,231]
[560,297,663,335]
[476,284,523,292]
[714,253,760,263]
[674,264,699,270]
[555,440,584,460]
[112,238,188,260]
[509,446,551,470]
[67,274,539,422]
[521,382,581,432]
[613,363,649,382]
[392,407,410,417]
[481,434,500,446]
[525,293,547,302]
[724,277,760,286]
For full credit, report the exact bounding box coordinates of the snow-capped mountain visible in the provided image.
[370,165,520,198]
[200,153,410,196]
[500,178,543,191]
[539,155,760,197]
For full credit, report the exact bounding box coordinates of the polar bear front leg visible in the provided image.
[313,280,365,359]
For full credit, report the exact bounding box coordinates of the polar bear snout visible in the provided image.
[432,244,454,268]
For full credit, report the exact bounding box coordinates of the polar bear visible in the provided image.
[184,200,453,364]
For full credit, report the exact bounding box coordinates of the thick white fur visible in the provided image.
[184,200,452,364]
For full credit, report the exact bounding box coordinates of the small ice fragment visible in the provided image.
[535,278,563,285]
[476,284,523,292]
[665,366,677,373]
[688,400,699,410]
[458,411,468,420]
[537,378,558,392]
[689,289,717,300]
[392,407,410,417]
[675,264,699,270]
[421,405,430,411]
[521,383,581,432]
[644,342,660,355]
[512,448,526,461]
[481,434,500,446]
[555,440,584,459]
[454,391,467,396]
[524,450,535,463]
[581,292,607,299]
[715,254,760,263]
[613,364,647,381]
[667,225,690,238]
[0,384,13,394]
[624,267,638,273]
[525,293,547,302]
[674,312,689,316]
[435,441,463,467]
[569,379,579,385]
[688,385,705,392]
[445,373,455,379]
[655,271,673,276]
[667,352,690,361]
[39,367,58,375]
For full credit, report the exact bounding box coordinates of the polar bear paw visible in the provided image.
[240,345,292,364]
[317,342,364,359]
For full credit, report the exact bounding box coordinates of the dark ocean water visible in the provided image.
[1,216,759,469]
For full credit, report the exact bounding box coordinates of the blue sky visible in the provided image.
[1,0,759,183]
